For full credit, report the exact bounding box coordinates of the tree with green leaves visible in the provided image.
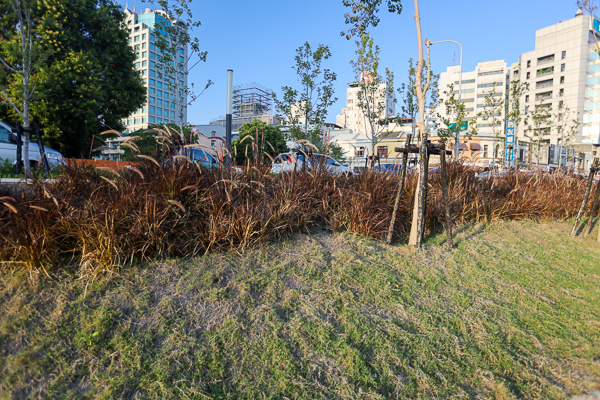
[1,0,147,158]
[148,0,212,133]
[232,120,287,167]
[350,32,396,167]
[341,0,402,39]
[273,42,337,150]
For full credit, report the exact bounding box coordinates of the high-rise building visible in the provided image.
[511,9,600,148]
[336,74,396,134]
[122,8,188,133]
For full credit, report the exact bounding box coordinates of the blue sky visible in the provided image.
[124,0,580,124]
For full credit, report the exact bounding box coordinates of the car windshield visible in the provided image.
[0,126,12,144]
[190,148,216,163]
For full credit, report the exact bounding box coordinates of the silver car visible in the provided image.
[271,152,354,176]
[0,121,65,167]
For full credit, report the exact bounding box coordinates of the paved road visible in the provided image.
[572,392,600,400]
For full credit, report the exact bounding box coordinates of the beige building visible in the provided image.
[122,8,188,133]
[336,74,396,135]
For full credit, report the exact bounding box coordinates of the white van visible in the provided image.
[270,152,354,176]
[0,121,64,167]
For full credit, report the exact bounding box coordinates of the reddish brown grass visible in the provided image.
[0,161,591,277]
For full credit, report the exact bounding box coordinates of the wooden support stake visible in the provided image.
[387,134,412,244]
[440,143,453,249]
[571,159,598,237]
[408,140,429,249]
[583,182,600,237]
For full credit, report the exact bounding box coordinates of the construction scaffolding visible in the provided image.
[210,83,279,131]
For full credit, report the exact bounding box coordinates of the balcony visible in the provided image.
[537,80,554,89]
[537,70,554,77]
[537,58,554,66]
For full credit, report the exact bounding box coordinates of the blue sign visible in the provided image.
[594,19,600,34]
[505,120,515,163]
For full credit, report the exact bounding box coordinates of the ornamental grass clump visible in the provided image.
[0,156,592,278]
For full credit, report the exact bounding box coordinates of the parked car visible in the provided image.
[374,164,411,174]
[185,147,242,173]
[0,121,64,167]
[271,152,354,176]
[476,170,508,180]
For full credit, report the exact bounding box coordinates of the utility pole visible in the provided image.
[225,69,233,169]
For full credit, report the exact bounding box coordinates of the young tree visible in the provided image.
[232,120,288,166]
[398,57,438,142]
[525,101,552,166]
[150,0,212,134]
[505,76,528,166]
[0,0,43,173]
[350,32,396,167]
[438,83,470,160]
[476,84,504,164]
[273,42,337,150]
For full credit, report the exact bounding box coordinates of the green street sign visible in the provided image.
[449,121,468,130]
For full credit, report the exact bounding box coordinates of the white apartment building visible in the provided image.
[438,60,510,135]
[122,8,188,133]
[336,74,396,134]
[511,9,600,148]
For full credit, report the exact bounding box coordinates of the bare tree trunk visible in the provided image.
[583,182,600,237]
[571,160,597,237]
[387,134,412,244]
[440,143,453,249]
[408,0,431,250]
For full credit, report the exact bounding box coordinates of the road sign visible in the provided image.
[448,121,468,130]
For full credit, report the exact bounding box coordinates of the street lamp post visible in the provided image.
[429,40,463,160]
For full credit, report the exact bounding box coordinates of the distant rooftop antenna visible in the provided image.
[576,7,583,16]
[452,51,457,66]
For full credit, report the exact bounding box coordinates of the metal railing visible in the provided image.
[537,70,554,77]
[537,58,554,66]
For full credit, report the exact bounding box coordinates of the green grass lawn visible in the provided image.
[1,220,599,399]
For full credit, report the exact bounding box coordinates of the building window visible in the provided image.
[134,35,140,42]
[157,81,162,88]
[150,106,155,113]
[525,95,529,102]
[560,76,565,84]
[150,52,155,58]
[561,63,565,72]
[142,33,146,40]
[150,70,155,76]
[142,78,147,84]
[157,108,162,115]
[377,146,388,158]
[149,88,155,94]
[135,62,140,68]
[526,72,530,79]
[179,48,183,54]
[171,102,175,108]
[142,61,147,67]
[562,50,566,59]
[559,88,564,96]
[134,44,140,51]
[483,145,489,158]
[134,118,140,124]
[150,33,154,40]
[149,117,155,123]
[142,43,146,49]
[142,117,146,123]
[527,60,531,68]
[157,99,162,105]
[149,97,155,103]
[150,79,155,85]
[141,69,147,75]
[171,112,175,118]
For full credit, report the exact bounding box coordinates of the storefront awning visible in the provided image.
[458,144,469,151]
[470,143,482,151]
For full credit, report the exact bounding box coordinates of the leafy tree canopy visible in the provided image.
[0,0,146,157]
[232,120,287,166]
[341,0,402,39]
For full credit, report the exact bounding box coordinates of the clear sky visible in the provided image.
[123,0,580,124]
